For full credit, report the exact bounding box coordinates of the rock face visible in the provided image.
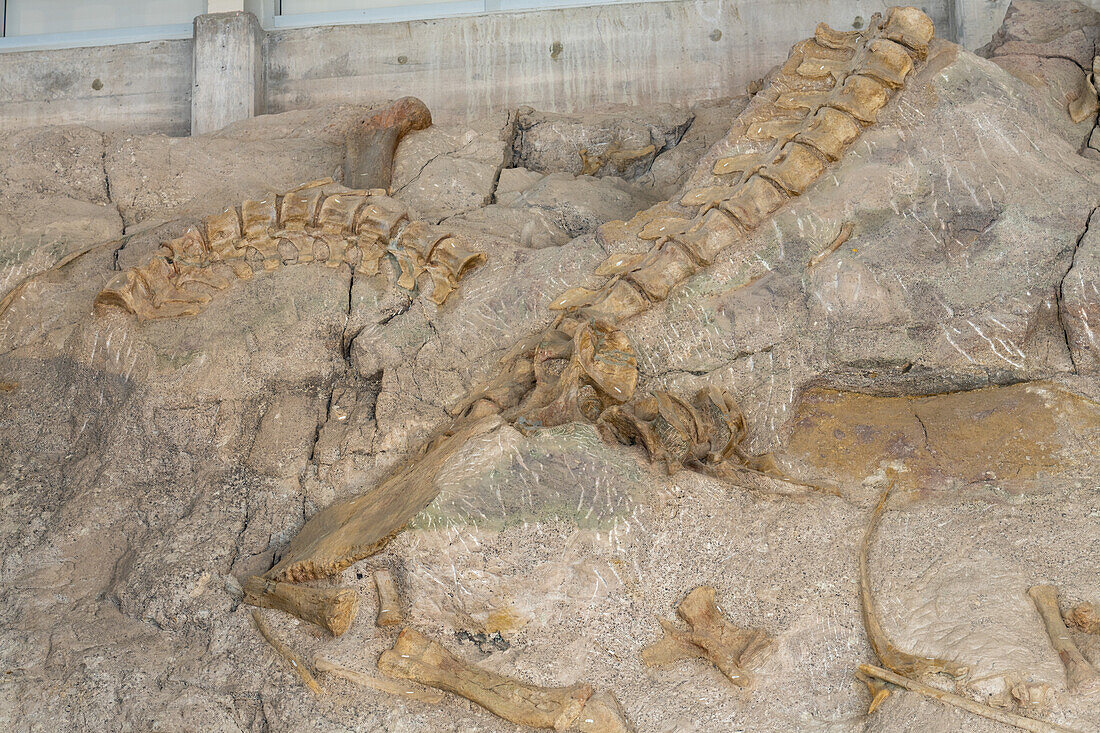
[2,9,1100,733]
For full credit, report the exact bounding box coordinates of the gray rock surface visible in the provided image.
[2,13,1100,733]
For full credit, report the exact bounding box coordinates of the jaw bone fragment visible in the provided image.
[641,586,774,688]
[243,576,359,636]
[378,627,634,732]
[374,569,404,627]
[1028,586,1100,695]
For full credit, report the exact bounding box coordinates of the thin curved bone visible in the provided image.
[1028,585,1100,695]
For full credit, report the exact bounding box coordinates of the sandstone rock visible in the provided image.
[511,104,693,179]
[390,114,511,222]
[979,0,1100,149]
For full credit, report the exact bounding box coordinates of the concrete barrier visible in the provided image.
[0,0,1057,136]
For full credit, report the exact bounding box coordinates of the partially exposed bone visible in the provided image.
[251,609,323,694]
[242,576,358,636]
[265,416,500,582]
[860,481,969,678]
[378,627,634,732]
[1068,58,1099,125]
[313,656,444,703]
[809,220,854,267]
[1027,585,1100,694]
[858,664,1080,733]
[1066,602,1100,635]
[641,586,773,688]
[344,97,433,192]
[374,569,404,627]
[855,669,892,713]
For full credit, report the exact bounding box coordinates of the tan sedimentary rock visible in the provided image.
[378,627,634,732]
[1028,585,1100,695]
[373,569,404,627]
[242,576,358,637]
[241,6,935,634]
[641,586,773,688]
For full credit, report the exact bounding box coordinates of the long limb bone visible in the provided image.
[858,664,1082,733]
[378,627,634,732]
[1028,586,1100,695]
[242,576,358,636]
[641,585,773,688]
[344,97,433,192]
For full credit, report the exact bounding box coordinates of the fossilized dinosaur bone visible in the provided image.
[242,576,359,636]
[378,627,634,732]
[1066,601,1100,635]
[860,480,970,680]
[94,182,484,319]
[344,96,433,191]
[1028,585,1100,695]
[242,7,935,630]
[94,98,483,321]
[641,585,773,687]
[373,569,404,627]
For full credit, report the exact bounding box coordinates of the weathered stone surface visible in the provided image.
[511,105,693,179]
[979,0,1100,150]
[390,114,512,222]
[1062,206,1100,372]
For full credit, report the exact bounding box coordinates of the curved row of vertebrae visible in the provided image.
[547,6,934,326]
[453,7,934,446]
[95,180,485,320]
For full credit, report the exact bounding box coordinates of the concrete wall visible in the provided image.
[264,0,951,123]
[0,0,1054,136]
[0,38,192,136]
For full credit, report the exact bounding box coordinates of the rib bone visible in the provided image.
[1028,585,1100,694]
[378,627,634,732]
[641,586,773,688]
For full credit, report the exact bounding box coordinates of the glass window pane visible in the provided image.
[5,0,206,36]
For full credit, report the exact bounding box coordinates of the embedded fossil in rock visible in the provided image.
[242,576,358,636]
[1068,57,1100,125]
[378,627,634,732]
[241,5,933,636]
[313,657,445,703]
[344,96,433,192]
[859,480,970,680]
[251,609,323,694]
[858,664,1080,733]
[1028,586,1100,695]
[641,585,774,688]
[373,569,404,627]
[579,141,658,176]
[94,183,485,319]
[1066,602,1100,635]
[94,96,483,321]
